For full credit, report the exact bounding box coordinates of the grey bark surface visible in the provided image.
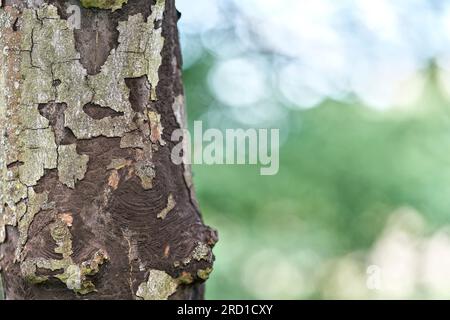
[0,0,217,300]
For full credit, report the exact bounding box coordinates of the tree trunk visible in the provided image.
[0,0,217,300]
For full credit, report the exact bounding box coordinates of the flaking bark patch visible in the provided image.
[157,193,175,219]
[197,267,213,281]
[15,189,50,261]
[148,110,166,146]
[80,0,128,11]
[108,170,120,190]
[58,144,89,189]
[135,159,156,189]
[178,242,213,267]
[21,215,109,294]
[1,2,166,246]
[120,131,145,149]
[18,129,58,187]
[136,269,178,300]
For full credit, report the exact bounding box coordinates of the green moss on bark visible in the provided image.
[80,0,128,11]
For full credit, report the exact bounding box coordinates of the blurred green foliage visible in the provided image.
[0,55,448,301]
[184,60,450,299]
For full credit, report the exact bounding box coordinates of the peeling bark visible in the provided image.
[0,0,217,300]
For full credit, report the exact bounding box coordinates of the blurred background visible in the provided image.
[177,0,450,299]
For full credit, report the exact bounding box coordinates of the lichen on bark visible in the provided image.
[80,0,128,11]
[57,144,89,189]
[176,242,212,266]
[197,267,213,281]
[1,1,166,246]
[0,2,166,292]
[136,269,178,300]
[21,215,109,294]
[15,189,50,262]
[157,193,175,219]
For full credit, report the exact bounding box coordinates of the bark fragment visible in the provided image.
[80,0,128,11]
[136,269,178,300]
[148,110,166,146]
[57,144,89,189]
[15,189,49,261]
[157,193,175,219]
[21,215,109,294]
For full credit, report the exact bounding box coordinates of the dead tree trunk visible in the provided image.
[0,0,217,300]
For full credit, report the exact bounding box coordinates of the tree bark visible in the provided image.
[0,0,217,300]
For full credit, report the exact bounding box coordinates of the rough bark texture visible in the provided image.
[0,0,217,300]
